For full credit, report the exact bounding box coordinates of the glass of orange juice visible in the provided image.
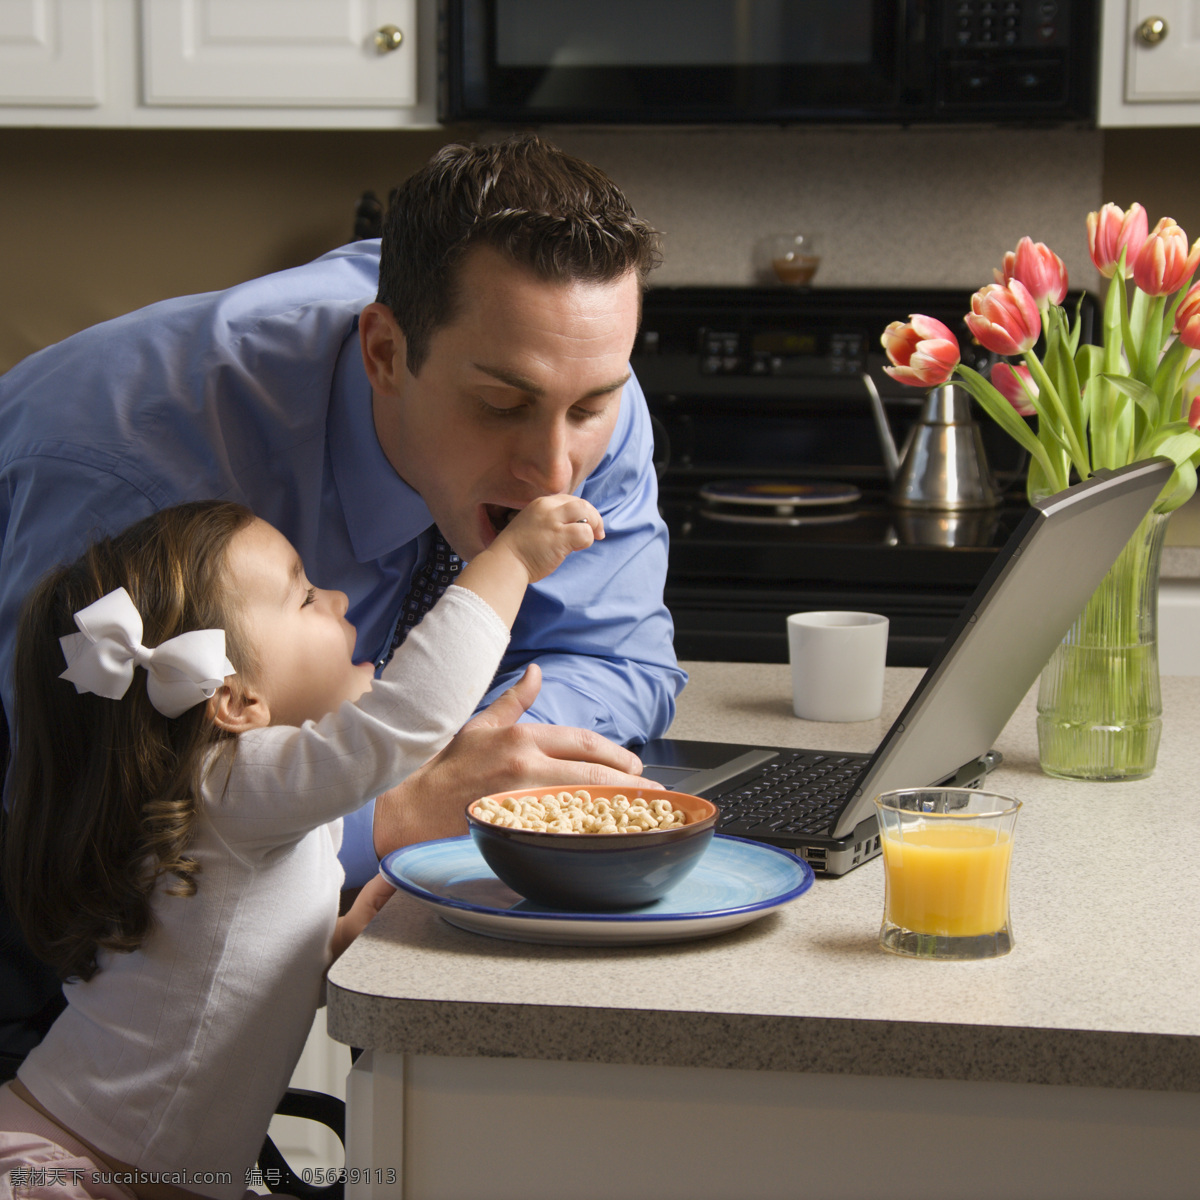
[874,788,1021,960]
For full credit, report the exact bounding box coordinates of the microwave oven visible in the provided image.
[438,0,1097,126]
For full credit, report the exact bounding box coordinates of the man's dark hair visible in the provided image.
[376,134,662,373]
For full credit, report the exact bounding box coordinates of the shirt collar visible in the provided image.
[328,323,433,562]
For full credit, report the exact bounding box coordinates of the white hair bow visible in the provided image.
[59,587,235,718]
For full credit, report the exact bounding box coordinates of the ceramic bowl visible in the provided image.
[466,785,719,911]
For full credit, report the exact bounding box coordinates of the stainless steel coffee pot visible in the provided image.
[865,375,999,511]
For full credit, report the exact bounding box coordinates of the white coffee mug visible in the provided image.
[786,611,889,722]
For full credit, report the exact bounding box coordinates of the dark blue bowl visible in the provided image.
[466,786,719,911]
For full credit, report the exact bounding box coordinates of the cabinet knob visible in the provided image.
[373,24,404,52]
[1136,16,1169,45]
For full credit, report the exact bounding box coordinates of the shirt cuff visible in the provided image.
[337,797,381,887]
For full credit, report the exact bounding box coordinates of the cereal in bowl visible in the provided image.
[473,789,689,834]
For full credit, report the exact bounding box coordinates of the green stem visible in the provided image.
[1139,295,1167,392]
[1023,350,1091,477]
[1103,270,1131,467]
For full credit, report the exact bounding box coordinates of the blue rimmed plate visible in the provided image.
[380,834,814,946]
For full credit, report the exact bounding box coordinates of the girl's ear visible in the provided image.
[207,682,271,733]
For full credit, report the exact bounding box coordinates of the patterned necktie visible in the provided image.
[378,527,463,668]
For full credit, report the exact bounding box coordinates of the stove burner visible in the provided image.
[698,479,862,517]
[699,506,862,528]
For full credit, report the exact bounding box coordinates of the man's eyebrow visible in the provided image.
[471,362,630,400]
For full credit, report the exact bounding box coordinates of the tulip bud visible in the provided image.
[1004,237,1069,306]
[881,315,961,387]
[1132,218,1200,297]
[1174,282,1200,351]
[990,362,1038,416]
[964,280,1042,357]
[1086,202,1149,279]
[1189,395,1200,431]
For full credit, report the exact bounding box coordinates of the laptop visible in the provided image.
[634,457,1175,876]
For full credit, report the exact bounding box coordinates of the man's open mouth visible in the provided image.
[484,504,519,536]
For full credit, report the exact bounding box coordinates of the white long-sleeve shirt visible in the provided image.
[19,584,508,1198]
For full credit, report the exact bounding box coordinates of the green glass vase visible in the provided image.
[1036,509,1169,781]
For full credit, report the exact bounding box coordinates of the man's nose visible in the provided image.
[513,425,574,494]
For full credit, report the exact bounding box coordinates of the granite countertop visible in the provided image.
[327,664,1200,1094]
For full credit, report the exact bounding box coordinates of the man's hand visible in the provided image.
[371,664,652,857]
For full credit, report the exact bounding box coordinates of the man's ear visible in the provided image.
[359,302,408,396]
[207,682,271,734]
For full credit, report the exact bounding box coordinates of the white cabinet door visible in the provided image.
[1125,0,1200,101]
[142,0,417,107]
[0,0,104,105]
[1098,0,1200,124]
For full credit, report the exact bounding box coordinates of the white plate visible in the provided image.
[380,834,814,946]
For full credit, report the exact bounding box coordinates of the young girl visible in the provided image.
[0,492,604,1200]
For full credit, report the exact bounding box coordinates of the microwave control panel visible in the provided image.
[944,0,1071,49]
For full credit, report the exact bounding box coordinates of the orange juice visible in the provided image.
[881,824,1012,937]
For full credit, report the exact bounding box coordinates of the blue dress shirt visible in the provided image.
[0,241,686,885]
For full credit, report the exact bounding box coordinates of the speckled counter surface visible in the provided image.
[327,665,1200,1094]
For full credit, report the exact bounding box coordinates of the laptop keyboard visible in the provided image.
[707,751,869,839]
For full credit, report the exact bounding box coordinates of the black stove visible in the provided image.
[637,286,1096,666]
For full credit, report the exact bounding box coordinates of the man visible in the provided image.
[0,134,685,1058]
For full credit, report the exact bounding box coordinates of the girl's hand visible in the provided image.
[492,494,604,583]
[330,873,396,962]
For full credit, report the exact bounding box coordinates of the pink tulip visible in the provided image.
[990,362,1038,416]
[1132,218,1200,297]
[964,280,1041,356]
[1189,395,1200,430]
[1177,282,1200,351]
[994,237,1068,306]
[881,315,961,387]
[1086,202,1149,279]
[1012,237,1069,306]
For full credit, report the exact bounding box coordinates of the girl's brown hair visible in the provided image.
[2,500,257,982]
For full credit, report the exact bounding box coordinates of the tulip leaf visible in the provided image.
[1114,397,1136,465]
[1139,424,1200,469]
[1152,338,1193,423]
[1023,350,1089,477]
[1098,372,1159,420]
[1044,307,1084,436]
[1065,293,1087,356]
[1074,343,1103,388]
[1154,459,1198,514]
[954,365,1063,488]
[1163,425,1200,457]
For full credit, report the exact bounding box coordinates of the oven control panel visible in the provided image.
[632,286,1095,404]
[696,327,868,377]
